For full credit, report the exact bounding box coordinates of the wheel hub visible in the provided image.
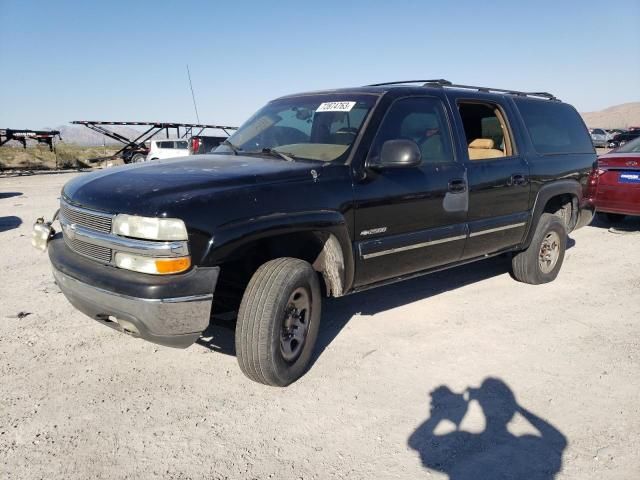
[280,287,311,362]
[539,231,560,273]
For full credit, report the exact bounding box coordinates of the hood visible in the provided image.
[62,154,323,215]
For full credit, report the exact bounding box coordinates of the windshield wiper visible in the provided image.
[261,147,295,162]
[222,139,241,155]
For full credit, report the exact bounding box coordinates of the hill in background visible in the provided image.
[581,102,640,129]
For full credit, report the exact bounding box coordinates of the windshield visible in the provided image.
[214,94,377,162]
[615,135,640,153]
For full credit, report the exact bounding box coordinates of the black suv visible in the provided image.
[34,80,596,386]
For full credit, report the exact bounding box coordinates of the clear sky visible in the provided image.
[1,0,639,129]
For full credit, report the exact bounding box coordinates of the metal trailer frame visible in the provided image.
[70,121,238,160]
[0,128,61,151]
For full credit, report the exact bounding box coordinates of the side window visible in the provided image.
[176,141,188,149]
[158,141,173,149]
[515,99,593,154]
[369,97,454,164]
[458,102,514,161]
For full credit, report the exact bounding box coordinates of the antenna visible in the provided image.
[186,64,201,123]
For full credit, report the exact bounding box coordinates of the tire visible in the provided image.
[602,212,626,223]
[511,213,567,285]
[235,258,321,386]
[131,153,146,163]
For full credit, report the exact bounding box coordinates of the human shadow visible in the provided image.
[0,215,22,232]
[0,192,22,200]
[408,378,567,480]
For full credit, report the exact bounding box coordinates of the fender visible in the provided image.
[521,179,582,248]
[201,210,354,296]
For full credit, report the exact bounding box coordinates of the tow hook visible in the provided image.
[31,210,58,251]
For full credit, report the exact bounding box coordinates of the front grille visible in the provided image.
[63,235,112,264]
[60,200,114,263]
[60,201,112,233]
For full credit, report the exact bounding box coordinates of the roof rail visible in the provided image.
[367,79,452,87]
[367,79,559,101]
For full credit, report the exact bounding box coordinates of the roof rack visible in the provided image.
[366,79,559,101]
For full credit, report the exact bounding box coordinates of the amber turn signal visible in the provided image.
[154,257,191,274]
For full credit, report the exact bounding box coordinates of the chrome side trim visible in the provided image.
[60,216,189,257]
[469,222,526,237]
[362,234,466,259]
[362,221,527,260]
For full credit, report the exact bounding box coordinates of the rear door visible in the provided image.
[352,95,468,286]
[447,94,531,259]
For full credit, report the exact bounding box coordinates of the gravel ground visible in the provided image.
[1,172,639,480]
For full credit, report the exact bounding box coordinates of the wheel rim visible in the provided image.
[539,231,561,274]
[280,287,311,363]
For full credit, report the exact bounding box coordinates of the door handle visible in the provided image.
[448,179,467,193]
[510,174,527,186]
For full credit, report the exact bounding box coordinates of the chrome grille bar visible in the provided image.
[59,200,113,234]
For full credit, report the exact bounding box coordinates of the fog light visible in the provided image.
[32,221,54,251]
[114,252,191,275]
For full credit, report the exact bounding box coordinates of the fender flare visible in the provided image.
[201,210,354,296]
[522,179,582,248]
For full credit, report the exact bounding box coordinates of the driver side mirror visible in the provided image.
[368,139,422,170]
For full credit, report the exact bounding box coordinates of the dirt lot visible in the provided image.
[1,172,639,480]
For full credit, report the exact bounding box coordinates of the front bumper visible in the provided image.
[49,235,218,348]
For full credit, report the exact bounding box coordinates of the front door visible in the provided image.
[353,95,468,286]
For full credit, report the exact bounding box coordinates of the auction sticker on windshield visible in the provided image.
[316,101,356,112]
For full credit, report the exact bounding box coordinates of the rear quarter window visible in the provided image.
[515,99,594,154]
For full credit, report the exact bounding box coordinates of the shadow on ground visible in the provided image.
[197,253,520,359]
[0,191,22,200]
[0,215,22,232]
[408,377,567,479]
[588,213,640,232]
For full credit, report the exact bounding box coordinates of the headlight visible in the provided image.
[114,252,191,275]
[112,214,188,241]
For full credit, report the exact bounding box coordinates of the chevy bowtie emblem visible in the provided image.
[63,223,78,240]
[626,160,638,166]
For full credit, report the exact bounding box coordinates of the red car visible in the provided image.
[588,136,640,221]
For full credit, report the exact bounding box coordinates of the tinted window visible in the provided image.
[176,141,188,149]
[369,97,454,164]
[615,136,640,153]
[515,99,594,154]
[592,129,605,135]
[158,141,174,149]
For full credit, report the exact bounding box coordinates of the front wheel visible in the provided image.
[511,213,567,285]
[235,258,321,386]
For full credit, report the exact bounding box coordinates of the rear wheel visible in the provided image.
[235,258,321,386]
[511,213,567,285]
